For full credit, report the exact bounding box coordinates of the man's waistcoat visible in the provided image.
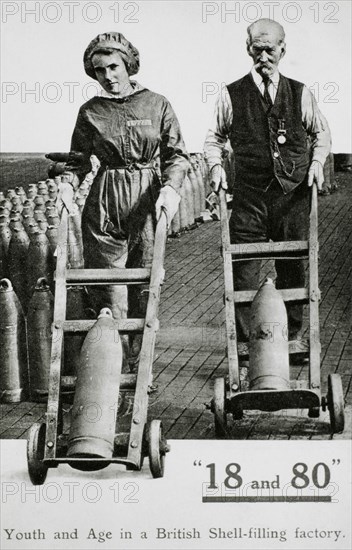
[227,73,310,193]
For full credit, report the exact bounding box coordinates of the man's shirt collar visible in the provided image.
[251,67,280,88]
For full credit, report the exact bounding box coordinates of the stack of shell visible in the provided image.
[168,153,211,237]
[321,153,337,195]
[0,158,97,403]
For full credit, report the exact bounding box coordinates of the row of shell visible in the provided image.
[322,153,336,193]
[0,171,94,404]
[0,176,90,314]
[170,153,211,235]
[0,277,53,403]
[0,273,92,403]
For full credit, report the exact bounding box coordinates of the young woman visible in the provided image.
[66,32,189,366]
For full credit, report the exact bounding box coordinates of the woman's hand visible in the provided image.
[58,174,79,215]
[210,164,228,193]
[62,171,81,191]
[155,185,181,227]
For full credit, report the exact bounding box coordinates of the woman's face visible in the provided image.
[92,51,130,94]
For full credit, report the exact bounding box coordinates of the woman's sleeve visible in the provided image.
[66,106,94,181]
[159,99,190,192]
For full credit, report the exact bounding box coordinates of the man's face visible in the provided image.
[92,51,130,94]
[247,26,285,78]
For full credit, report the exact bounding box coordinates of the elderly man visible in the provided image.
[204,18,331,348]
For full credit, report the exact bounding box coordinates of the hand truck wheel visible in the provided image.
[214,377,227,438]
[327,374,345,433]
[308,407,320,418]
[148,420,166,479]
[27,423,49,485]
[233,405,244,420]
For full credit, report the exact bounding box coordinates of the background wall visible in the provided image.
[1,0,351,153]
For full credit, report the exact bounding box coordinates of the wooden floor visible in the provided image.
[1,173,351,440]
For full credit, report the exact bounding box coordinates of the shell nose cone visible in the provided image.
[98,307,113,319]
[34,277,50,291]
[0,278,13,292]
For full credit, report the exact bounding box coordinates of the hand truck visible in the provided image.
[212,184,345,437]
[27,181,170,484]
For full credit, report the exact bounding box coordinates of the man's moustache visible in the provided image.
[255,62,272,69]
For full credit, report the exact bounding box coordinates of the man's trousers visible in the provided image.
[229,179,310,342]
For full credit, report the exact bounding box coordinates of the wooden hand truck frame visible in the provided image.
[212,184,345,437]
[27,182,170,484]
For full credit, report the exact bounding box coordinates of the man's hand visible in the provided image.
[308,160,324,190]
[155,185,181,228]
[210,164,228,193]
